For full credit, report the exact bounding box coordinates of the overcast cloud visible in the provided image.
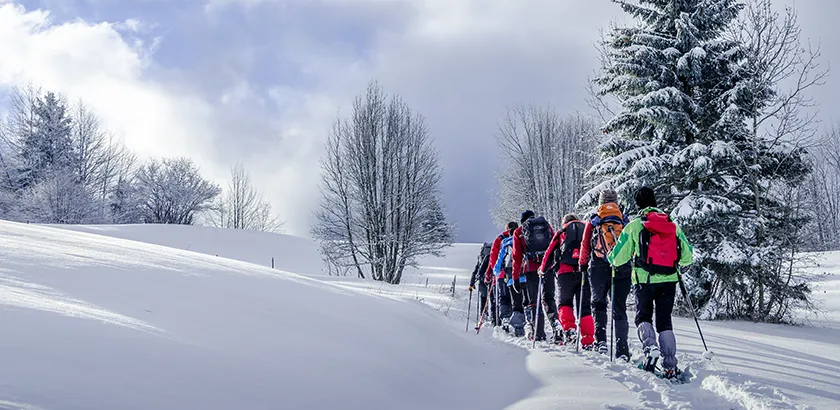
[1,0,837,242]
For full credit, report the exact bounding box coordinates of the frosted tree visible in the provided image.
[135,157,221,225]
[312,81,454,284]
[585,0,817,321]
[804,127,840,250]
[492,106,598,226]
[210,163,284,232]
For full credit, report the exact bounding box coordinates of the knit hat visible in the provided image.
[562,214,579,224]
[599,189,618,205]
[634,187,657,209]
[520,210,535,224]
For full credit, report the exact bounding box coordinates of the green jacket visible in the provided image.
[607,207,694,285]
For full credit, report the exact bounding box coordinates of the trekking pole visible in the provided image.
[466,289,473,332]
[576,270,585,353]
[476,279,496,334]
[678,271,709,353]
[495,276,501,327]
[533,275,544,349]
[609,267,615,362]
[476,285,481,323]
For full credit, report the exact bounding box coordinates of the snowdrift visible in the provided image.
[0,221,539,410]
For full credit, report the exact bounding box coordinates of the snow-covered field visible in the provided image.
[0,222,837,409]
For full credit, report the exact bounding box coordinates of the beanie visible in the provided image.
[562,214,579,224]
[634,187,657,209]
[520,210,535,224]
[599,189,618,205]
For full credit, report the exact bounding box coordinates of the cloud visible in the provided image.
[0,3,223,176]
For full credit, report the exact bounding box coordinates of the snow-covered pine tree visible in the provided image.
[20,92,75,186]
[582,0,814,321]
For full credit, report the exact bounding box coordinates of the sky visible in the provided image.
[0,0,837,242]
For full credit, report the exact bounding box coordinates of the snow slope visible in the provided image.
[0,221,542,410]
[50,224,840,409]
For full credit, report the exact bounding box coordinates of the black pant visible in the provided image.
[541,270,558,324]
[523,271,547,339]
[634,282,677,332]
[590,264,631,349]
[558,271,591,317]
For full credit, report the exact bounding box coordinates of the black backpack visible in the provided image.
[479,242,492,259]
[522,216,552,261]
[558,221,585,265]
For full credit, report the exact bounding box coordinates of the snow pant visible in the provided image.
[508,278,527,333]
[557,271,594,346]
[540,270,558,325]
[495,277,512,326]
[590,264,631,355]
[635,281,678,369]
[524,271,546,340]
[478,280,490,319]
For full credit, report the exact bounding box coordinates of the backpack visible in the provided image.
[558,221,585,265]
[522,216,552,261]
[636,211,680,275]
[591,203,626,262]
[479,242,492,260]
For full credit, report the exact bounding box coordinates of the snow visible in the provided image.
[3,221,839,409]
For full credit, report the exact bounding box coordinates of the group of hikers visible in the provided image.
[467,187,694,380]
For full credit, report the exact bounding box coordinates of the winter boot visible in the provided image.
[509,311,526,337]
[615,340,631,363]
[640,345,660,373]
[596,341,608,355]
[563,328,578,345]
[551,320,563,344]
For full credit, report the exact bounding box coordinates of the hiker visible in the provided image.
[538,214,592,346]
[511,210,554,341]
[485,222,519,332]
[468,242,493,321]
[608,187,694,379]
[580,189,632,359]
[538,214,594,347]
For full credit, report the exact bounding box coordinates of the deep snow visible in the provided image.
[12,223,840,409]
[0,221,538,410]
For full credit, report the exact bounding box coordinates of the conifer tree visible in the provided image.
[584,0,815,321]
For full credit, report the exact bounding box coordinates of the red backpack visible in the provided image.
[636,212,680,275]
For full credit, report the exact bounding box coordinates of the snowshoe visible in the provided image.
[509,311,526,338]
[550,324,563,345]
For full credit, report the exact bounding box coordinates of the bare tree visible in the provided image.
[135,157,221,225]
[312,81,454,284]
[804,127,840,250]
[492,105,599,226]
[211,163,284,232]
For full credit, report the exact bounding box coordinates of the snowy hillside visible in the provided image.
[0,221,539,410]
[6,222,839,410]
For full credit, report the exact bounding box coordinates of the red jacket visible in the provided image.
[579,221,595,268]
[511,224,554,280]
[539,223,579,275]
[484,230,511,283]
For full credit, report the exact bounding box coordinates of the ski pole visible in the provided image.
[495,276,501,327]
[678,271,708,352]
[576,269,585,353]
[476,278,496,334]
[533,274,544,349]
[466,289,473,332]
[609,266,615,362]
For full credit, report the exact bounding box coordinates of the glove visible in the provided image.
[580,265,588,276]
[538,269,545,278]
[468,285,475,292]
